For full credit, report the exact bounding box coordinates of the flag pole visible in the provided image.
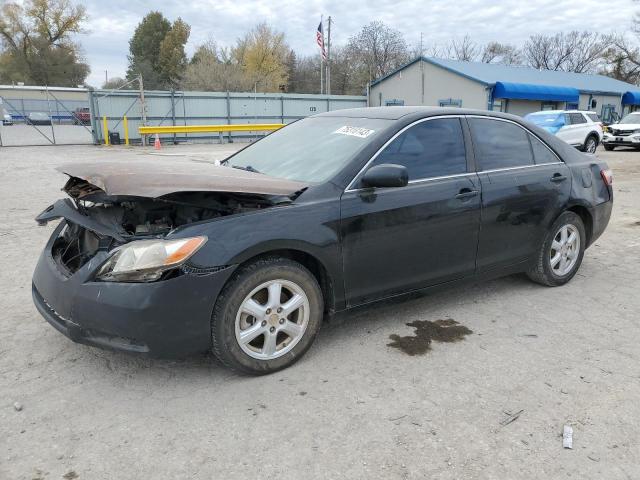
[327,16,332,95]
[319,15,324,95]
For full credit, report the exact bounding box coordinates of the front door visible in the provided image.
[467,117,572,271]
[340,117,481,307]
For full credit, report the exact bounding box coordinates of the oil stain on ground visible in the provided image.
[388,319,473,356]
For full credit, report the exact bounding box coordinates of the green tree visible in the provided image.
[126,12,170,88]
[158,18,190,87]
[0,0,89,86]
[126,12,190,89]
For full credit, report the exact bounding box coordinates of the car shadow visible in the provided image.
[59,273,536,381]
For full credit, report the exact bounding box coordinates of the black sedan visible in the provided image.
[32,107,613,375]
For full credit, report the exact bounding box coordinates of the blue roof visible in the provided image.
[494,82,579,102]
[371,57,640,95]
[622,91,640,105]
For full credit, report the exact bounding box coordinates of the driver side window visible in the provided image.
[370,118,467,181]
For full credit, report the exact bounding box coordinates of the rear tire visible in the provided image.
[527,211,586,287]
[211,257,323,375]
[583,135,598,154]
[603,144,615,151]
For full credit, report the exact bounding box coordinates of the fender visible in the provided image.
[175,199,346,309]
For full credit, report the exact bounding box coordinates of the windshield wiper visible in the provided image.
[232,165,262,174]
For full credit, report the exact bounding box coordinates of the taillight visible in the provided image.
[600,168,613,186]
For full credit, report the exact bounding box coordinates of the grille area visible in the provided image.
[51,222,100,275]
[610,129,634,137]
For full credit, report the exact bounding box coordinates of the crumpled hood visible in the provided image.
[608,123,640,131]
[56,160,308,198]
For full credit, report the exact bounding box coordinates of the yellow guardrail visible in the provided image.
[138,123,284,135]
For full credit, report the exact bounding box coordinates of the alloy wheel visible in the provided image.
[550,224,580,276]
[585,138,597,154]
[235,279,310,360]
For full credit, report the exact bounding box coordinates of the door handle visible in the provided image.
[455,188,479,199]
[550,174,567,182]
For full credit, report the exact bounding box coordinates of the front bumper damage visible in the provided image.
[602,132,640,147]
[32,221,236,358]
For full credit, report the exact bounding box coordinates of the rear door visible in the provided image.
[567,113,589,146]
[467,117,571,272]
[556,114,577,145]
[340,117,481,307]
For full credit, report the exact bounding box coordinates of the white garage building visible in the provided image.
[369,57,640,122]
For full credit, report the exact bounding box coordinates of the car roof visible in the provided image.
[316,106,535,121]
[527,110,596,115]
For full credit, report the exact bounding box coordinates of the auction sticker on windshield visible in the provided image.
[333,126,375,138]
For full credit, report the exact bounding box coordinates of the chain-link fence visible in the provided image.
[0,86,93,146]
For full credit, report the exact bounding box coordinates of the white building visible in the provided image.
[369,57,640,122]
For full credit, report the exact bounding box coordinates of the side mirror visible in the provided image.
[361,164,408,188]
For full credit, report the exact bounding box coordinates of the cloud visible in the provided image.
[78,0,637,87]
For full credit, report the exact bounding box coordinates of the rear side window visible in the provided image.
[468,118,533,170]
[586,113,601,122]
[568,113,587,125]
[373,118,467,180]
[529,134,559,165]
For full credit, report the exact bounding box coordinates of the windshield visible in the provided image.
[618,114,640,124]
[524,113,565,127]
[225,116,393,183]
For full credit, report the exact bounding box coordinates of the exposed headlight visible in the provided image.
[95,236,207,282]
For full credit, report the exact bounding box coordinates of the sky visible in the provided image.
[79,0,638,87]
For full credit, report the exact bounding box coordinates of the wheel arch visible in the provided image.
[228,246,338,318]
[587,131,600,141]
[565,204,594,246]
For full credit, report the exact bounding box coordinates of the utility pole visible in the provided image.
[105,70,108,85]
[420,32,425,105]
[326,16,332,95]
[138,74,147,145]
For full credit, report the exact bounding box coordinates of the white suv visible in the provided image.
[602,112,640,151]
[524,110,603,154]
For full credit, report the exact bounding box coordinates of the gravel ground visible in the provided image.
[0,143,639,480]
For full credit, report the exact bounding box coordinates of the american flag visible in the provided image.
[316,21,327,61]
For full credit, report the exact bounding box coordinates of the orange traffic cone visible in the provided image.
[154,133,161,150]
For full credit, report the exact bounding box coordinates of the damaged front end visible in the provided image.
[31,160,309,356]
[36,161,306,280]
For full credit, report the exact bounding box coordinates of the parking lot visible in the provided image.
[0,143,638,479]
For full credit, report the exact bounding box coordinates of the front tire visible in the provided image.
[583,135,598,154]
[527,211,586,287]
[211,257,323,375]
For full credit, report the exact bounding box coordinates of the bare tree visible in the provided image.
[481,42,522,65]
[181,40,253,91]
[101,77,128,89]
[346,21,409,79]
[600,34,640,84]
[522,31,612,73]
[444,35,480,61]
